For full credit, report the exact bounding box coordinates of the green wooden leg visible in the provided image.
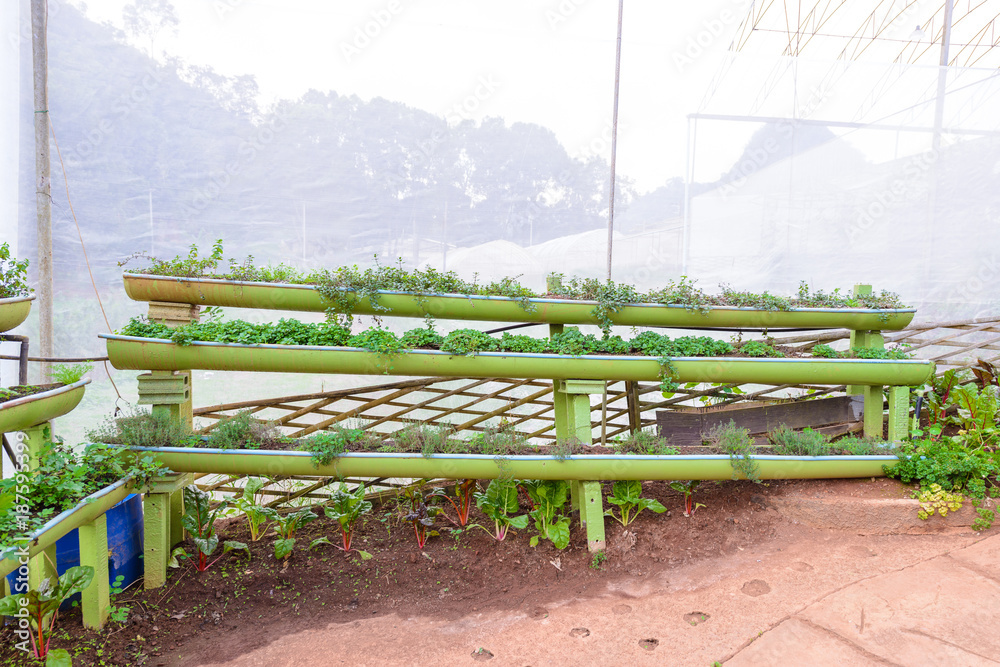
[579,481,606,553]
[21,422,51,471]
[79,515,110,629]
[888,386,910,442]
[552,381,569,442]
[143,493,170,590]
[570,480,582,512]
[169,489,185,547]
[27,545,57,592]
[863,385,884,439]
[568,394,592,444]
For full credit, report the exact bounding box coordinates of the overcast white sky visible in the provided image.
[72,0,754,192]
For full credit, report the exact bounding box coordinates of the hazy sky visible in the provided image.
[72,0,752,192]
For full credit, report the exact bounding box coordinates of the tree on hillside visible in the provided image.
[122,0,179,58]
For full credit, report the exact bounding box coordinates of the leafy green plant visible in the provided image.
[105,574,130,625]
[472,478,529,541]
[234,478,278,542]
[851,345,912,360]
[519,480,572,549]
[324,483,373,556]
[0,565,94,661]
[120,239,225,277]
[403,500,442,549]
[668,480,703,516]
[49,363,93,385]
[705,420,759,481]
[767,425,831,456]
[737,340,784,358]
[611,428,678,455]
[206,409,281,450]
[271,506,319,561]
[348,326,405,357]
[171,486,248,572]
[431,479,477,527]
[0,241,31,298]
[87,406,196,449]
[298,426,372,466]
[811,344,840,358]
[915,483,964,519]
[590,551,607,569]
[948,383,999,440]
[605,480,667,526]
[440,328,499,355]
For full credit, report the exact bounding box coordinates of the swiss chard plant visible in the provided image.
[271,506,319,562]
[472,478,529,541]
[234,478,279,541]
[431,479,477,527]
[323,482,373,557]
[171,485,248,572]
[403,501,442,549]
[605,480,668,526]
[0,565,94,662]
[519,479,572,549]
[668,480,703,517]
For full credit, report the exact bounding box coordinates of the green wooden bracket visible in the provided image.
[863,385,884,439]
[79,515,110,629]
[887,386,910,442]
[579,481,606,553]
[549,325,568,442]
[137,371,190,405]
[558,379,602,445]
[570,480,582,511]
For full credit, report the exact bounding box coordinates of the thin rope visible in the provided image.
[49,120,124,403]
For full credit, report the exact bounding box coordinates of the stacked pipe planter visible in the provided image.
[111,273,930,557]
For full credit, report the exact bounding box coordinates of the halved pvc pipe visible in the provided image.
[0,379,90,433]
[0,295,34,333]
[0,477,137,579]
[100,335,935,386]
[122,274,917,330]
[121,446,898,483]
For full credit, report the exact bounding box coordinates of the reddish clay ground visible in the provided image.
[2,477,990,667]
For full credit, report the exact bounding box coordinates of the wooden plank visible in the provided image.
[656,395,864,445]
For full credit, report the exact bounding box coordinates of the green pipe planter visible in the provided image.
[0,295,34,333]
[100,335,935,386]
[119,446,898,482]
[123,274,916,330]
[0,380,91,434]
[0,478,137,579]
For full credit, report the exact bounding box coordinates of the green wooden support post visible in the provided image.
[26,545,57,593]
[847,284,873,396]
[549,322,568,442]
[147,301,199,432]
[887,386,910,442]
[579,481,606,553]
[138,371,191,430]
[21,422,51,471]
[561,379,603,445]
[78,515,110,629]
[570,480,582,511]
[143,473,193,589]
[863,385,884,439]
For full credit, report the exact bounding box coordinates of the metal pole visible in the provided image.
[932,0,954,152]
[149,189,154,256]
[606,0,624,282]
[31,0,52,383]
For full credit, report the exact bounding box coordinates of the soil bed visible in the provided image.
[0,383,63,403]
[0,478,912,667]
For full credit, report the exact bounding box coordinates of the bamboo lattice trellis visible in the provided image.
[190,316,1000,505]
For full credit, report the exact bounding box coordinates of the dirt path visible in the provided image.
[170,486,998,667]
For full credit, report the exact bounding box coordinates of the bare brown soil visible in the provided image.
[0,477,918,667]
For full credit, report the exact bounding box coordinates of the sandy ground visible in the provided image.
[185,486,1000,667]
